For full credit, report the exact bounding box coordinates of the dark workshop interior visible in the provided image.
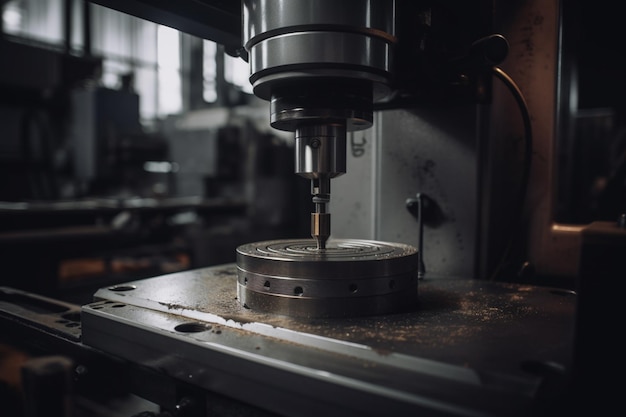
[0,1,623,416]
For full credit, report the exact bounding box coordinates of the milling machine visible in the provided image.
[1,1,623,416]
[235,0,420,318]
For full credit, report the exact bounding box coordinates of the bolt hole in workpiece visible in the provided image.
[108,285,137,292]
[89,301,113,310]
[61,311,81,321]
[175,322,212,333]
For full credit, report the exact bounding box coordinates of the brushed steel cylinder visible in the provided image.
[295,125,346,179]
[243,0,396,41]
[242,0,397,102]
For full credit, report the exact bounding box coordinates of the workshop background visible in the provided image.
[0,0,312,306]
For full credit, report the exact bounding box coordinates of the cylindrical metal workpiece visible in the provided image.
[236,239,419,318]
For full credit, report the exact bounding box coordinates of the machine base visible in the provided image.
[74,264,575,417]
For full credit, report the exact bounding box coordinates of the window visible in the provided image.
[2,0,255,121]
[91,5,161,123]
[2,0,23,34]
[1,0,187,124]
[2,0,64,45]
[157,25,182,116]
[203,39,217,103]
[224,52,253,95]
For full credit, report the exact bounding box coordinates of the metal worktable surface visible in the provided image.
[81,263,575,417]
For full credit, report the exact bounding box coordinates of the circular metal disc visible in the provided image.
[236,239,418,318]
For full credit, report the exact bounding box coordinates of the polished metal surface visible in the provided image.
[242,0,396,101]
[235,238,419,317]
[243,0,396,41]
[271,95,375,132]
[295,125,347,179]
[248,31,393,73]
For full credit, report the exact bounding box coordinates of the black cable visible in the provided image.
[489,66,533,281]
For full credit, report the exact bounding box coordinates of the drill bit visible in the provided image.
[311,177,331,250]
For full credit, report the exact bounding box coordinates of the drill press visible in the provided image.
[242,0,396,249]
[236,0,419,317]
